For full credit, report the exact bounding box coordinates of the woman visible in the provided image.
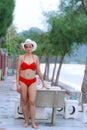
[16,39,48,128]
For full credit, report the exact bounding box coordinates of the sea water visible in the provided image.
[40,63,85,91]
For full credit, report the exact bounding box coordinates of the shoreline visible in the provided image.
[40,64,85,91]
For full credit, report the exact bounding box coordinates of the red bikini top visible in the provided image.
[20,55,36,70]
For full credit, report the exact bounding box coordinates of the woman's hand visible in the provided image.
[16,84,21,94]
[41,84,49,90]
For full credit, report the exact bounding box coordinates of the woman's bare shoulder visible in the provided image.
[33,54,38,57]
[18,55,24,60]
[33,54,39,60]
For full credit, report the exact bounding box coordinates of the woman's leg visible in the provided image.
[20,81,29,127]
[28,82,38,128]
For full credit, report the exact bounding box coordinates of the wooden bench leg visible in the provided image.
[51,107,56,125]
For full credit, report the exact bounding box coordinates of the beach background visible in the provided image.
[40,64,85,91]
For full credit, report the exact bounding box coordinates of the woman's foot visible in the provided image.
[32,123,38,129]
[23,122,28,128]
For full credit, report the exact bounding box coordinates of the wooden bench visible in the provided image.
[15,87,65,126]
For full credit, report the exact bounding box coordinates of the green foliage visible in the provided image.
[6,25,17,42]
[0,0,15,36]
[46,0,87,58]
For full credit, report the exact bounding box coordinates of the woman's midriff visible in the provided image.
[20,69,36,79]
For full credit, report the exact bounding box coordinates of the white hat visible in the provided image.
[21,39,37,51]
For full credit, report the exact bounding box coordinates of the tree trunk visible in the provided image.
[43,53,50,81]
[51,55,58,85]
[46,53,50,81]
[54,52,66,86]
[43,60,47,80]
[81,57,87,92]
[39,55,43,63]
[82,0,87,15]
[39,48,45,62]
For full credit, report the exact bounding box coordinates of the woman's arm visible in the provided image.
[16,56,22,93]
[36,55,49,89]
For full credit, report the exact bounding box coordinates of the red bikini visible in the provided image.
[19,55,37,87]
[20,61,36,70]
[19,76,36,86]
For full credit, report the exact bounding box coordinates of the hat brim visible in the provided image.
[21,40,37,52]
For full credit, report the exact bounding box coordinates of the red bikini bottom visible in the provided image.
[19,76,36,87]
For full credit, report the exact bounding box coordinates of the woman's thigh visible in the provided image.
[20,81,28,102]
[28,82,37,102]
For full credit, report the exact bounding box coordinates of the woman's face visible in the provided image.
[24,43,33,53]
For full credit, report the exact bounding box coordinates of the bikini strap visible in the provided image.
[32,54,36,62]
[21,55,25,64]
[32,54,34,60]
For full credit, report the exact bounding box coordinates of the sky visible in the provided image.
[13,0,60,32]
